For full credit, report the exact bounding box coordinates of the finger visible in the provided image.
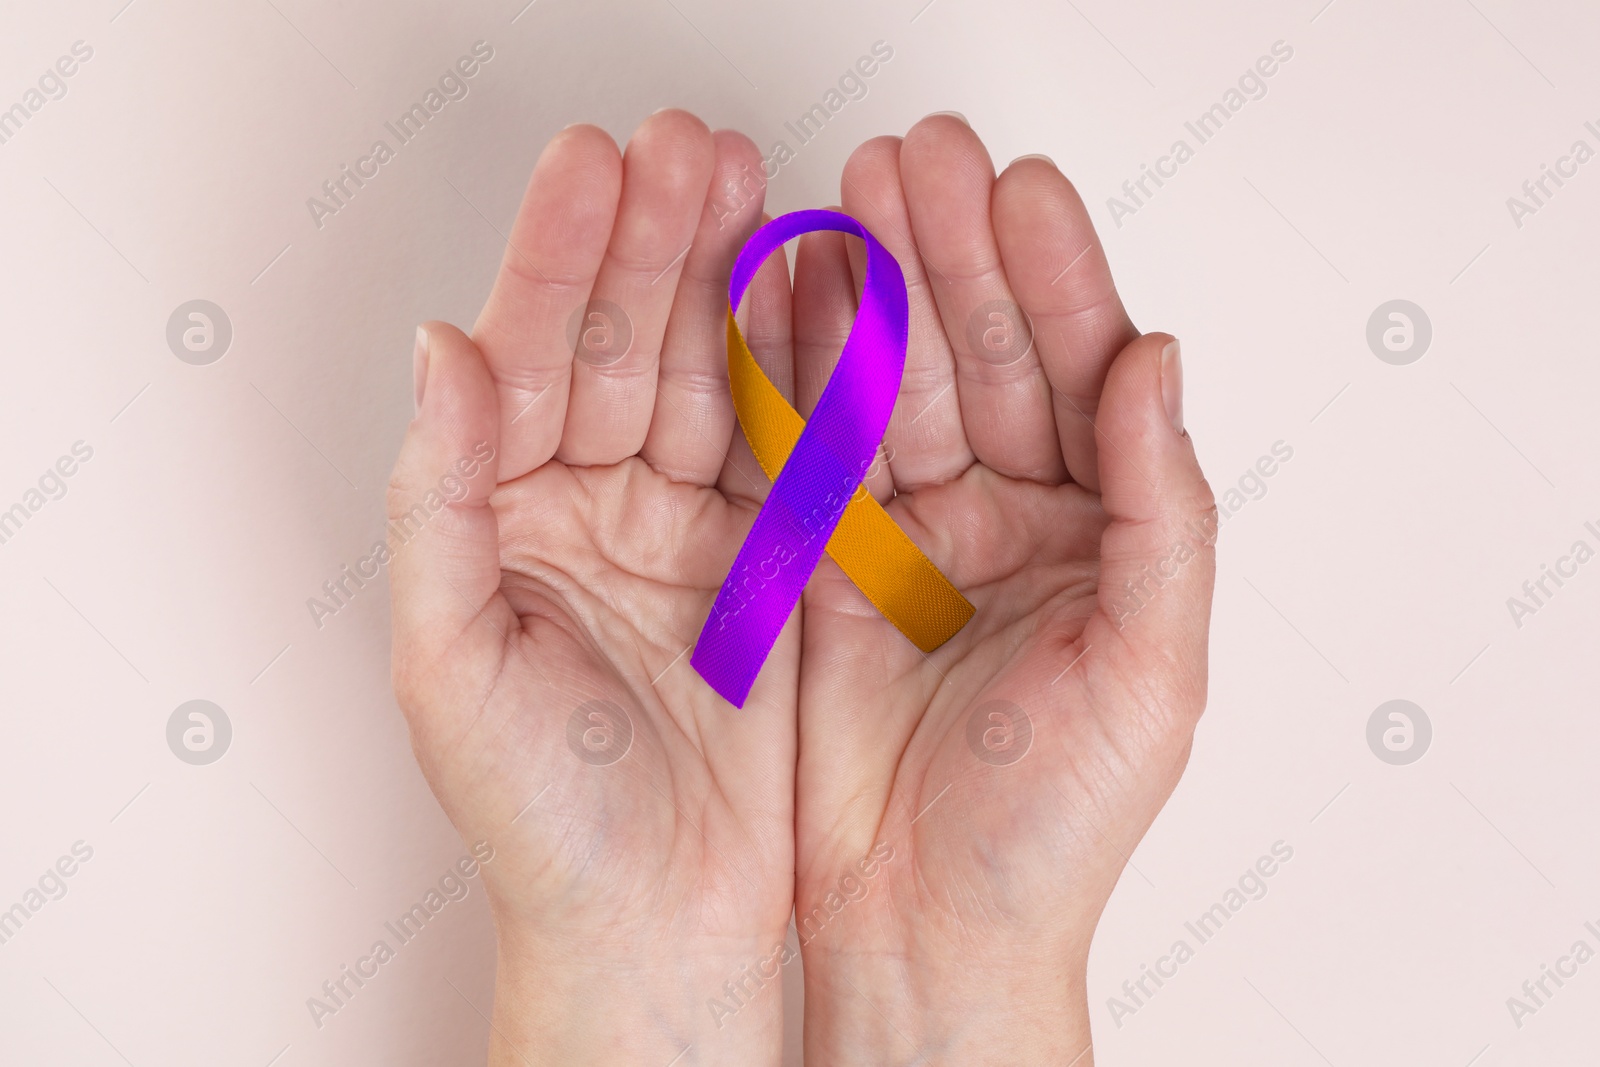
[791,225,894,504]
[471,125,622,481]
[993,156,1138,492]
[559,109,716,466]
[899,115,1066,483]
[716,222,793,507]
[389,323,509,719]
[1082,334,1216,707]
[839,135,974,491]
[640,129,768,484]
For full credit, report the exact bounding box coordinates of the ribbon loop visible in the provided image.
[691,210,973,707]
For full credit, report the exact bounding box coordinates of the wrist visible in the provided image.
[488,924,790,1067]
[800,939,1094,1066]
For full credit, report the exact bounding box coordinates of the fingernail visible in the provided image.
[927,110,969,126]
[413,326,430,415]
[1011,153,1055,167]
[1161,340,1184,436]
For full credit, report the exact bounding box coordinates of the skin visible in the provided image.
[388,109,1216,1066]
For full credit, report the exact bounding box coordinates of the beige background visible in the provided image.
[2,0,1597,1063]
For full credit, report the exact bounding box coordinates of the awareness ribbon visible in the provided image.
[690,209,974,707]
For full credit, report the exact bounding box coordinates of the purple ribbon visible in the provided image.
[691,210,909,707]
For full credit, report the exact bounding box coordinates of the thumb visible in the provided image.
[1085,333,1217,701]
[387,322,506,710]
